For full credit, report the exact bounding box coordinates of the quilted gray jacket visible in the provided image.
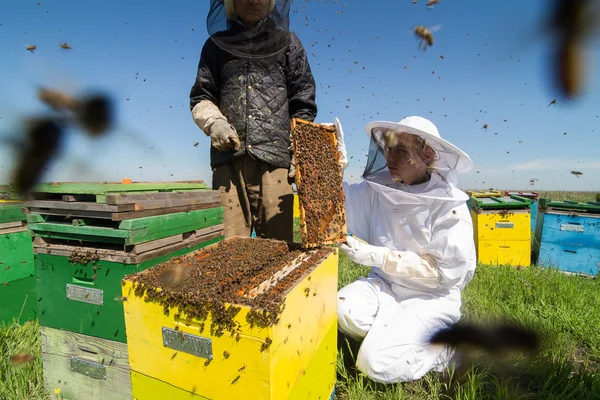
[190,19,317,169]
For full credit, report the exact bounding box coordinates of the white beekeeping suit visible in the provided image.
[336,116,476,384]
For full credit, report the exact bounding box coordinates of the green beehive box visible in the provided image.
[35,225,224,343]
[0,276,37,326]
[0,201,37,326]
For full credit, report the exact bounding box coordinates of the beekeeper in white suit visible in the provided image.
[334,115,476,384]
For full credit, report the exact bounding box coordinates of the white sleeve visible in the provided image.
[343,180,371,242]
[380,204,475,290]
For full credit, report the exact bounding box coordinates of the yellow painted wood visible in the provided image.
[472,209,531,241]
[122,247,338,400]
[130,371,210,400]
[477,239,531,267]
[466,190,502,198]
[129,321,337,400]
[293,194,301,218]
[41,326,132,400]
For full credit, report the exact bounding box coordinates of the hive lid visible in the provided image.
[539,198,600,214]
[466,189,503,198]
[470,195,531,210]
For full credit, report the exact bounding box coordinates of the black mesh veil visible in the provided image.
[207,0,291,59]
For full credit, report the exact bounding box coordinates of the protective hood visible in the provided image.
[207,0,291,59]
[362,116,472,204]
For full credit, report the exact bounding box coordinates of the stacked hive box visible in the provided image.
[470,195,532,267]
[122,238,338,400]
[465,190,502,212]
[18,181,224,400]
[0,197,37,325]
[533,199,600,277]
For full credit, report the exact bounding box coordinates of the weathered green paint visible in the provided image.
[36,235,222,342]
[0,276,38,326]
[118,208,223,230]
[10,181,207,195]
[0,230,35,283]
[27,208,224,245]
[0,204,26,224]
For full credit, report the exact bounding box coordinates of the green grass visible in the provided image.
[1,221,599,399]
[334,251,600,400]
[0,320,48,400]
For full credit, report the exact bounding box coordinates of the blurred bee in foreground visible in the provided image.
[548,0,600,98]
[10,353,37,365]
[9,87,114,196]
[414,25,440,51]
[430,322,540,356]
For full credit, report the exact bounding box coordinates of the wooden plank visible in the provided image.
[111,203,221,221]
[0,225,29,235]
[27,203,221,222]
[27,222,135,238]
[41,327,132,400]
[131,224,224,254]
[0,221,26,230]
[27,207,114,220]
[23,200,135,212]
[105,190,220,205]
[119,207,223,230]
[33,229,224,264]
[130,234,183,254]
[15,181,207,194]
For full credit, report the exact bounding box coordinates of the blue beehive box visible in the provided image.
[533,199,600,277]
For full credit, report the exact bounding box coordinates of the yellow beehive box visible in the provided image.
[466,189,502,198]
[471,196,531,267]
[121,238,338,400]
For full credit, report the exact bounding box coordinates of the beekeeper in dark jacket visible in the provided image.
[190,0,317,242]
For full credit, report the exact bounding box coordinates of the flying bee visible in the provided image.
[571,170,583,177]
[37,88,113,136]
[547,0,600,98]
[10,353,37,365]
[7,87,114,196]
[414,25,440,51]
[26,45,36,53]
[59,42,72,49]
[427,0,440,8]
[429,322,540,356]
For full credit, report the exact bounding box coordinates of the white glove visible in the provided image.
[288,131,296,179]
[322,118,348,170]
[340,235,440,282]
[210,119,241,152]
[335,117,348,170]
[340,235,388,268]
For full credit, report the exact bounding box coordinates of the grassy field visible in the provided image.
[1,216,599,399]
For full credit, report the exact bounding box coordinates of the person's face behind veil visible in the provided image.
[384,132,436,185]
[234,0,271,26]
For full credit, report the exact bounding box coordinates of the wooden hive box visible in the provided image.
[291,118,347,248]
[34,225,224,343]
[121,237,338,400]
[470,195,531,267]
[506,191,540,232]
[41,326,132,400]
[0,202,37,325]
[533,199,600,277]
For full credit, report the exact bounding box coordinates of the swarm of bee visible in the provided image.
[9,87,113,196]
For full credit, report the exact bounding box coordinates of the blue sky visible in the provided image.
[1,0,599,192]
